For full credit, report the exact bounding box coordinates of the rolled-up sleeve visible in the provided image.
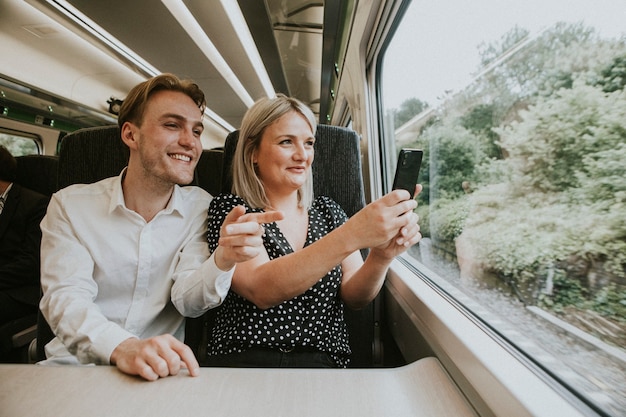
[170,205,234,318]
[171,253,233,318]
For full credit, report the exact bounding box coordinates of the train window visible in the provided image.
[380,0,625,415]
[0,129,41,156]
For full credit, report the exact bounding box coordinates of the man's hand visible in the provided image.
[214,205,284,270]
[110,335,199,381]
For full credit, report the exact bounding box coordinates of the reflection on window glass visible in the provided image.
[0,132,40,156]
[382,0,625,415]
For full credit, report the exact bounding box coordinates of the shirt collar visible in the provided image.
[0,183,12,200]
[109,168,185,217]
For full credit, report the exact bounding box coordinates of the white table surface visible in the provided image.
[0,356,477,417]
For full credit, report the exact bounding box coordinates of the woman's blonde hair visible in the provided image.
[232,94,317,209]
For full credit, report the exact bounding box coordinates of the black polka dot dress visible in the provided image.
[206,194,352,367]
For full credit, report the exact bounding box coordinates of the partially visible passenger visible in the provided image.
[204,94,422,368]
[39,73,281,381]
[0,145,48,327]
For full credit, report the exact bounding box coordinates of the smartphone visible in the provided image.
[392,148,423,195]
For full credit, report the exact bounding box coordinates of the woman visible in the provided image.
[206,94,421,367]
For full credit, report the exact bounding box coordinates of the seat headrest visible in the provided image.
[221,125,365,218]
[57,125,128,190]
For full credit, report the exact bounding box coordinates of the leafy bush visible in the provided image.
[539,274,626,322]
[415,204,431,239]
[591,284,626,321]
[461,185,578,281]
[405,23,626,311]
[429,196,469,243]
[495,83,626,193]
[538,271,587,313]
[482,83,626,281]
[422,121,485,200]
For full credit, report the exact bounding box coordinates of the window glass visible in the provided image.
[381,1,625,415]
[0,130,40,156]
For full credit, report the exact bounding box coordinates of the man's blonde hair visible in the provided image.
[118,73,206,129]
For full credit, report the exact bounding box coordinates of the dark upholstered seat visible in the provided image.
[195,149,224,196]
[57,125,128,190]
[1,155,58,362]
[15,154,59,197]
[221,125,366,217]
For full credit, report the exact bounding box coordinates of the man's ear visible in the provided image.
[120,122,138,149]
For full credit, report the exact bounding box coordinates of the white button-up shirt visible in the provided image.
[40,171,232,365]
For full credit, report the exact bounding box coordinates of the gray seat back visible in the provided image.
[57,125,128,190]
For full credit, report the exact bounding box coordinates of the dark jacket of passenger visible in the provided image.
[0,184,49,307]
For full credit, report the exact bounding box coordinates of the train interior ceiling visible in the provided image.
[0,0,347,150]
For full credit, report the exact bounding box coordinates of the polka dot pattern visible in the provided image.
[206,194,352,367]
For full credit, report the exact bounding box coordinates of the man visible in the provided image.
[0,146,48,327]
[39,73,281,381]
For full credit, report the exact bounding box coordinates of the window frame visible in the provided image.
[367,1,614,416]
[0,127,43,156]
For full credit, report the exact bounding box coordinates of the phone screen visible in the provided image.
[392,148,423,194]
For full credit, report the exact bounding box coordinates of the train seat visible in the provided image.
[0,314,38,361]
[0,155,59,363]
[194,148,224,196]
[219,125,366,215]
[15,154,59,197]
[56,125,128,190]
[188,124,376,368]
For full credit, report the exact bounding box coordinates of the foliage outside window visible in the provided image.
[383,2,625,414]
[0,131,40,156]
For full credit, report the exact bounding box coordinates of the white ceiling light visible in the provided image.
[220,0,275,99]
[161,0,255,108]
[26,0,160,77]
